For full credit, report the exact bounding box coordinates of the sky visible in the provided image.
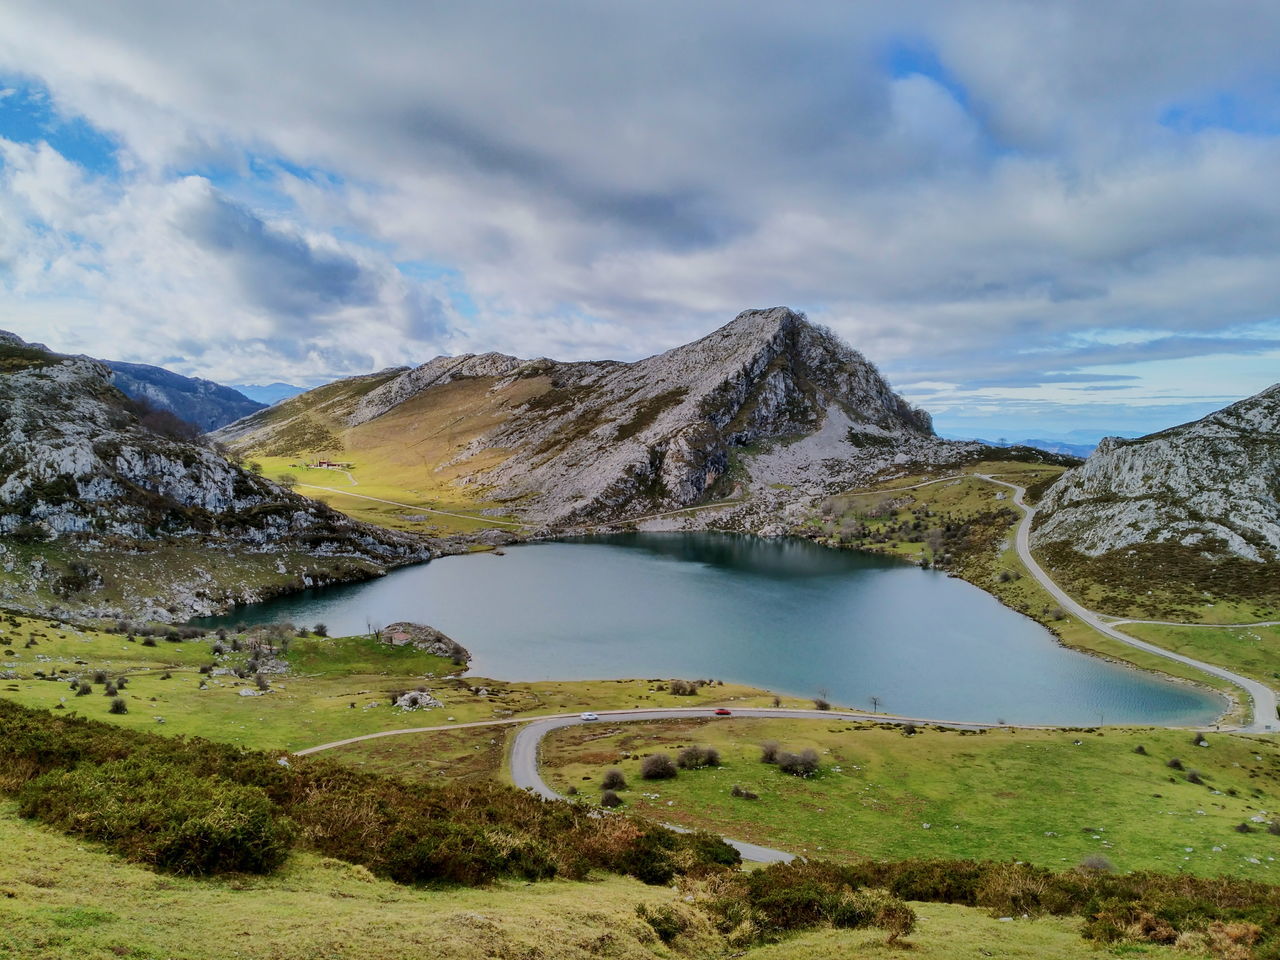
[1,2,1279,441]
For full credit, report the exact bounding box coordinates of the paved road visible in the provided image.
[296,484,529,528]
[300,705,1019,863]
[975,474,1278,734]
[1108,617,1280,629]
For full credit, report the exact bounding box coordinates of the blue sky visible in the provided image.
[1,2,1278,441]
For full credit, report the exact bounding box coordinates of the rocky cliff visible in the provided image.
[0,334,433,620]
[1032,384,1280,563]
[218,308,952,525]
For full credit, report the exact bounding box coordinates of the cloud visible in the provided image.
[0,1,1278,431]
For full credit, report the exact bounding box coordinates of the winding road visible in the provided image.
[298,705,1032,863]
[974,474,1278,734]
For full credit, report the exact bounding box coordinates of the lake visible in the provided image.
[195,533,1223,726]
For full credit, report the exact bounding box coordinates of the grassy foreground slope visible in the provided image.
[0,802,1148,960]
[543,718,1280,882]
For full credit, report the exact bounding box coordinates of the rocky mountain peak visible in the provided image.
[1033,382,1280,563]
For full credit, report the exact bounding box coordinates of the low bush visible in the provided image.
[777,749,820,777]
[600,789,623,808]
[17,757,292,875]
[1167,757,1184,770]
[730,784,759,800]
[601,768,627,790]
[108,698,127,715]
[641,753,677,780]
[677,745,720,769]
[760,741,780,764]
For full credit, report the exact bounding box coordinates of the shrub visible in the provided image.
[677,745,720,770]
[1167,757,1184,770]
[601,768,627,791]
[730,784,759,800]
[115,677,128,689]
[1235,822,1256,834]
[760,741,780,764]
[16,757,292,875]
[1079,854,1114,873]
[668,679,699,696]
[1186,770,1205,785]
[141,637,157,647]
[313,623,328,637]
[1134,744,1147,755]
[75,683,93,697]
[640,754,677,780]
[635,903,687,945]
[1192,733,1208,747]
[1268,821,1280,836]
[813,697,831,711]
[777,749,820,777]
[92,671,107,684]
[600,789,623,808]
[103,683,117,697]
[108,698,128,715]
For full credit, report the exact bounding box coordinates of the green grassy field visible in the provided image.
[253,454,522,536]
[0,614,797,753]
[1117,622,1280,688]
[0,800,1204,960]
[542,717,1280,882]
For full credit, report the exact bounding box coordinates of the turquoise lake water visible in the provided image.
[195,533,1223,726]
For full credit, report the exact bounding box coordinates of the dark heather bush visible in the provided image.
[760,741,780,764]
[677,745,720,770]
[777,749,820,777]
[16,757,292,875]
[115,677,128,689]
[1167,757,1184,770]
[75,684,92,697]
[141,637,157,647]
[1133,744,1147,755]
[601,768,627,791]
[600,789,623,808]
[813,697,831,711]
[108,697,128,715]
[0,699,737,888]
[92,671,107,684]
[641,753,678,780]
[103,683,117,696]
[1186,770,1205,785]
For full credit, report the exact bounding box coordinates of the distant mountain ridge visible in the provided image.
[230,382,309,405]
[104,360,266,431]
[217,307,959,525]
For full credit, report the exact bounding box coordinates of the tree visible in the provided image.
[869,695,882,713]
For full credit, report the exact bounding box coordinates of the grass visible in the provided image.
[542,718,1280,882]
[254,455,520,536]
[1117,622,1280,688]
[0,613,794,753]
[0,801,1200,960]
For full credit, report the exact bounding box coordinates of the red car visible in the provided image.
[713,708,732,716]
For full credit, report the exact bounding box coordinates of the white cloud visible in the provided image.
[0,1,1277,433]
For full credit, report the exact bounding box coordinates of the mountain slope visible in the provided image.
[105,360,266,431]
[0,334,433,620]
[217,308,945,525]
[1030,384,1280,616]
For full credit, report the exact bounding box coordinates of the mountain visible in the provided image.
[230,382,309,405]
[0,333,433,620]
[104,360,266,431]
[217,308,952,526]
[1031,384,1280,612]
[962,437,1095,458]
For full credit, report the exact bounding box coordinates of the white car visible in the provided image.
[580,712,599,721]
